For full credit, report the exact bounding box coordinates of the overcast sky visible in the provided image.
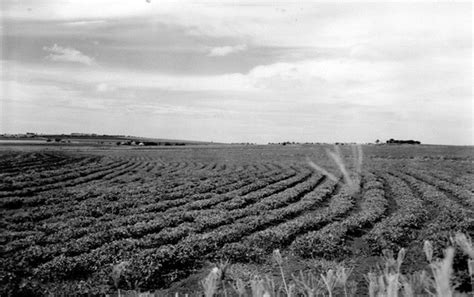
[0,1,472,144]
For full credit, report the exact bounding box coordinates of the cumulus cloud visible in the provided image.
[247,58,396,93]
[43,44,94,65]
[208,44,247,57]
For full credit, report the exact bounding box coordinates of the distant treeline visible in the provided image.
[117,141,186,146]
[386,139,421,145]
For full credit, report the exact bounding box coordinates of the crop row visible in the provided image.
[0,159,135,198]
[57,168,290,235]
[0,159,290,217]
[290,172,387,259]
[0,159,154,210]
[154,165,271,201]
[0,153,81,176]
[0,152,61,171]
[1,169,296,259]
[3,170,311,282]
[142,170,299,215]
[0,163,268,222]
[0,155,90,181]
[0,158,138,192]
[30,173,329,285]
[11,158,176,202]
[78,161,156,187]
[390,171,474,285]
[36,168,290,235]
[98,172,313,252]
[0,160,145,205]
[364,173,427,252]
[185,173,321,230]
[1,167,245,229]
[0,151,22,163]
[428,170,474,192]
[0,157,103,190]
[169,171,306,212]
[15,170,304,263]
[86,163,287,214]
[401,168,474,208]
[395,171,473,228]
[219,178,342,260]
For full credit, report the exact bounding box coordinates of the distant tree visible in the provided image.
[386,138,421,145]
[375,139,380,144]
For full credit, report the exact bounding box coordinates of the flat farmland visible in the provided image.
[0,144,473,295]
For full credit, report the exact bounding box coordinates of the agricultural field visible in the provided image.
[0,144,473,295]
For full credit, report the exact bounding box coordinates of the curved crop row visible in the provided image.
[402,168,474,208]
[395,171,473,231]
[429,170,474,192]
[1,170,294,259]
[0,157,101,191]
[176,171,305,212]
[0,158,140,193]
[138,174,331,250]
[0,153,65,173]
[219,178,340,260]
[122,167,290,216]
[0,155,89,179]
[155,165,280,202]
[30,174,330,284]
[290,173,387,259]
[363,173,427,252]
[0,163,269,226]
[0,159,131,198]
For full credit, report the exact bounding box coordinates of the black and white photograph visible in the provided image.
[0,0,473,296]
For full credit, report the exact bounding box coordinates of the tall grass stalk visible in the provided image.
[122,236,471,296]
[308,144,363,195]
[202,267,221,297]
[454,233,474,290]
[428,247,455,297]
[307,160,338,183]
[273,249,289,296]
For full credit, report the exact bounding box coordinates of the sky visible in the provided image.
[0,0,472,145]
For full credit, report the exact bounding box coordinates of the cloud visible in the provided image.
[349,44,384,60]
[96,83,115,92]
[208,44,247,57]
[246,58,397,96]
[2,2,471,144]
[3,60,252,92]
[63,20,106,26]
[43,44,94,65]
